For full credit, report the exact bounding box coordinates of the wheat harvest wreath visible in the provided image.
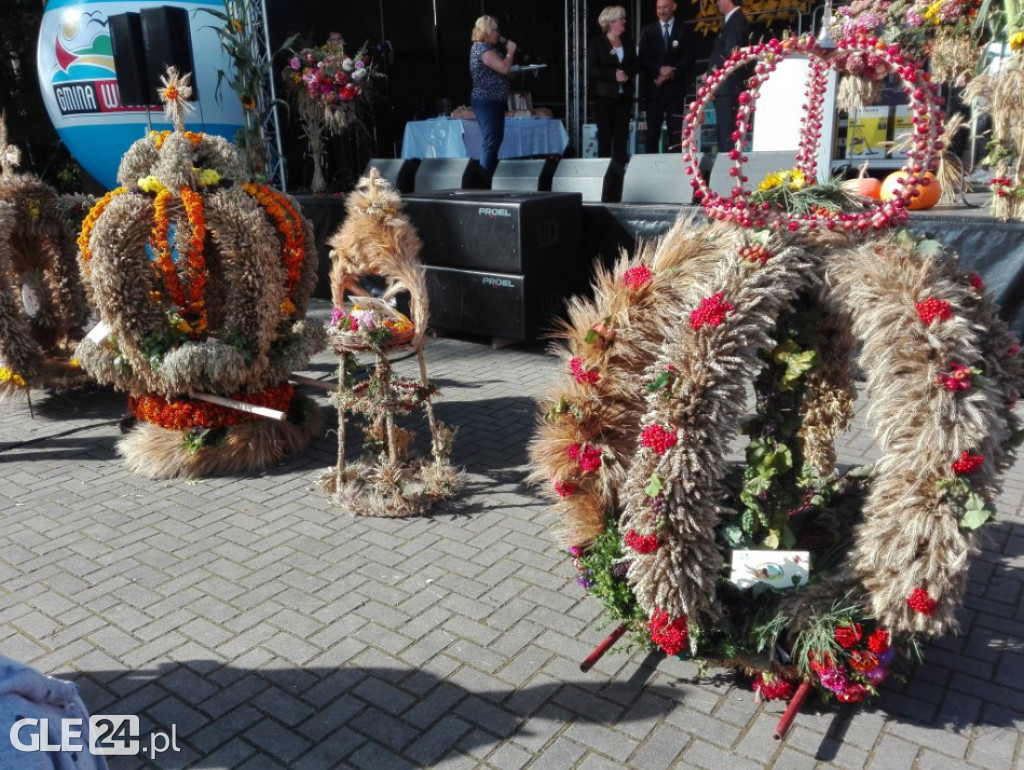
[74,69,326,478]
[529,33,1024,718]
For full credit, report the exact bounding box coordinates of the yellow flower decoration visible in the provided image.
[138,176,166,194]
[196,168,222,187]
[758,172,783,192]
[0,368,27,387]
[1011,31,1024,51]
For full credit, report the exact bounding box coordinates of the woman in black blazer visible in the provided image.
[588,6,639,167]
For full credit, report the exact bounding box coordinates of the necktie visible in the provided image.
[663,23,670,49]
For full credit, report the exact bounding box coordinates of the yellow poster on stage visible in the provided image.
[846,106,890,160]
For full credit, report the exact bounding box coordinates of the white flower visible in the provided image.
[352,68,368,82]
[342,58,354,72]
[352,309,377,330]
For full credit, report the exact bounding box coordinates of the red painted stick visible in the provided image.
[774,679,813,740]
[580,624,628,672]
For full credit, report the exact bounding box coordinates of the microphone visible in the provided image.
[497,35,508,46]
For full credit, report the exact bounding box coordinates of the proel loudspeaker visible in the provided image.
[109,13,153,107]
[140,6,197,102]
[708,150,795,197]
[412,158,490,193]
[550,158,624,202]
[621,153,691,204]
[402,190,583,274]
[422,263,587,342]
[490,158,558,192]
[364,158,420,194]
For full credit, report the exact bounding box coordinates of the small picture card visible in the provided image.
[729,550,810,590]
[85,319,111,344]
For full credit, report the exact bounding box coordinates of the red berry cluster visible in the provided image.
[640,424,679,455]
[951,450,984,475]
[570,356,600,384]
[622,265,653,289]
[968,272,984,291]
[936,361,973,392]
[553,480,577,497]
[624,529,659,554]
[739,244,772,265]
[752,672,795,701]
[907,587,938,615]
[915,296,953,325]
[567,443,603,473]
[690,292,735,330]
[648,608,689,655]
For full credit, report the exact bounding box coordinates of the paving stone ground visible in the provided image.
[1,302,1023,769]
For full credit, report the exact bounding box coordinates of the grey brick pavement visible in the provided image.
[1,303,1023,768]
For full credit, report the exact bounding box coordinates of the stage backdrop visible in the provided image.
[37,0,244,190]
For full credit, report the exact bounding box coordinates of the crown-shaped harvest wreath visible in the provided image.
[529,33,1024,725]
[682,34,944,231]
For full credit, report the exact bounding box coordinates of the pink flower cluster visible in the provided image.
[916,296,953,325]
[566,443,602,473]
[648,609,689,655]
[936,361,973,392]
[553,480,577,497]
[622,265,653,289]
[951,450,984,475]
[809,623,894,703]
[690,292,734,330]
[907,587,938,615]
[640,424,678,455]
[283,45,372,108]
[752,672,795,701]
[570,357,600,384]
[624,529,658,554]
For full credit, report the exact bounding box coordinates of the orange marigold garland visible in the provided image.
[78,188,127,269]
[149,186,208,336]
[129,382,295,431]
[150,130,203,150]
[150,188,185,307]
[243,183,306,310]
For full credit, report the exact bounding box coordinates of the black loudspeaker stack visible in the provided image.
[109,6,197,108]
[403,191,586,342]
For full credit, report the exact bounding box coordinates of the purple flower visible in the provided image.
[330,306,345,326]
[289,56,300,70]
[576,573,594,589]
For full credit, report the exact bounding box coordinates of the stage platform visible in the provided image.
[294,191,1024,338]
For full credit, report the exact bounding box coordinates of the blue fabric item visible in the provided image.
[469,42,509,101]
[0,656,109,769]
[401,118,570,161]
[471,98,507,172]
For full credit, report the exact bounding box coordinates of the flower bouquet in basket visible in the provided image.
[329,296,414,352]
[281,38,377,192]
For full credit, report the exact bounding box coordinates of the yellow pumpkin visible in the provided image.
[880,170,940,210]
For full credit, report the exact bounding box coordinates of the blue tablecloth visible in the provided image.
[401,117,569,161]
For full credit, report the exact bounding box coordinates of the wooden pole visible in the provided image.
[580,624,628,672]
[773,678,813,740]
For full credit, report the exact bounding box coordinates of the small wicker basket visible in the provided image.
[329,296,415,353]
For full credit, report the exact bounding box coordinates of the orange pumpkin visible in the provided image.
[880,170,940,210]
[842,162,882,199]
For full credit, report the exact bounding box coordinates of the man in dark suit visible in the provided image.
[638,0,694,153]
[708,0,751,152]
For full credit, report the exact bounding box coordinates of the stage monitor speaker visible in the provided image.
[490,158,558,192]
[413,158,490,193]
[109,13,153,107]
[708,150,794,197]
[364,158,420,194]
[140,6,197,103]
[621,153,691,204]
[550,158,623,202]
[423,263,587,342]
[402,190,583,273]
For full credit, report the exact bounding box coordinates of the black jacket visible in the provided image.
[587,33,639,100]
[638,17,693,100]
[708,9,751,96]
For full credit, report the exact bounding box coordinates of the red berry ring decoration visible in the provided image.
[682,34,945,232]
